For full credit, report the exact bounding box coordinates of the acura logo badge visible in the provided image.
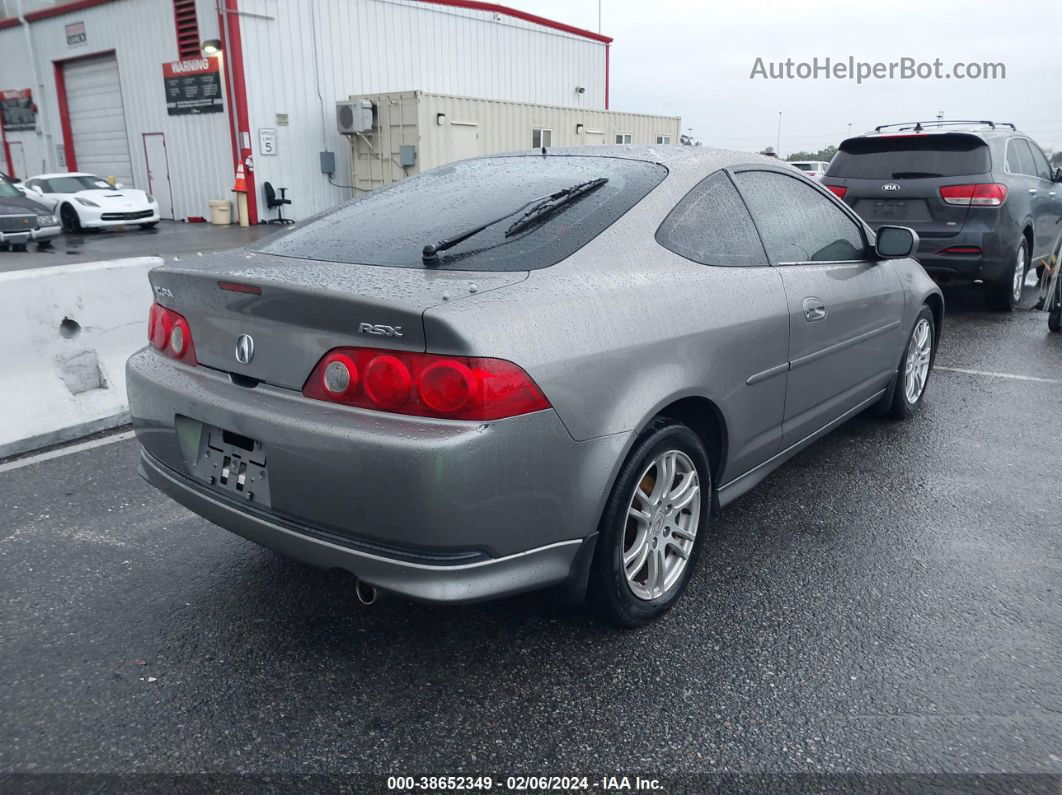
[881,183,901,192]
[235,334,254,364]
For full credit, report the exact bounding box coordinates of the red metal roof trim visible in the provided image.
[415,0,612,43]
[1,0,613,44]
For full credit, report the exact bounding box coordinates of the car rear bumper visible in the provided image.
[126,347,627,600]
[139,449,588,603]
[915,231,1011,284]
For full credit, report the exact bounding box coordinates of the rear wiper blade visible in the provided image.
[504,177,608,238]
[421,178,609,265]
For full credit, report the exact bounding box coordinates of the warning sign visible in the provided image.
[162,57,223,115]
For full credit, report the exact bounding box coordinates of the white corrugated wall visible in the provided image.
[237,0,608,220]
[0,0,232,220]
[2,0,610,222]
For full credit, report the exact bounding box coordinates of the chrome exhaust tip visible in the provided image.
[355,579,378,606]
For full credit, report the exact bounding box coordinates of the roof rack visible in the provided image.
[873,120,1016,133]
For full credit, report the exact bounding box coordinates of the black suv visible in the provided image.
[823,120,1062,310]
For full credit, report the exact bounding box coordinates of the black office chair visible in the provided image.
[263,181,293,224]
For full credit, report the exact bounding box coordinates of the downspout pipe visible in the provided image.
[222,0,257,224]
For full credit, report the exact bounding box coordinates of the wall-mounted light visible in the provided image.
[201,39,223,57]
[436,113,447,126]
[576,123,584,134]
[575,86,586,94]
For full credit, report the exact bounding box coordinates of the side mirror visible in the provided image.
[26,185,43,196]
[876,225,919,259]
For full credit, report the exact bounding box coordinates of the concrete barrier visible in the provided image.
[0,257,160,459]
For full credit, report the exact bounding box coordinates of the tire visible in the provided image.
[985,238,1028,311]
[139,222,158,230]
[60,204,82,233]
[885,306,936,419]
[588,418,711,627]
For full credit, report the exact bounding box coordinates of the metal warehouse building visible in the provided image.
[0,0,678,224]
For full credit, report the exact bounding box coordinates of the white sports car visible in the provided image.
[23,172,160,232]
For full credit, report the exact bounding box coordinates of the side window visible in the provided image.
[531,128,552,149]
[1012,139,1037,177]
[1005,140,1022,174]
[734,170,867,263]
[1028,142,1053,181]
[655,171,768,267]
[656,135,671,145]
[615,133,632,144]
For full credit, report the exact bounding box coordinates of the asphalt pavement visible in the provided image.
[1,280,1060,784]
[0,220,275,273]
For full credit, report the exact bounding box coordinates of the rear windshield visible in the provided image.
[827,134,991,179]
[257,156,667,271]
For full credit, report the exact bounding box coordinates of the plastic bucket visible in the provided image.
[208,200,232,225]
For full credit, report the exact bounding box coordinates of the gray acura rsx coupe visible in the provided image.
[127,146,942,626]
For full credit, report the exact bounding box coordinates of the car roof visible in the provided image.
[852,123,1023,142]
[30,172,101,180]
[497,144,785,173]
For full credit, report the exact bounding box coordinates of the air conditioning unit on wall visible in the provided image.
[337,100,373,135]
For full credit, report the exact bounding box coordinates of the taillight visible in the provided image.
[303,348,551,421]
[147,302,197,365]
[938,245,982,255]
[825,184,847,199]
[939,183,1007,207]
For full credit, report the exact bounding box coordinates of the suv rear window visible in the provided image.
[257,156,667,271]
[827,134,991,179]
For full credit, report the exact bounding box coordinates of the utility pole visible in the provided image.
[776,112,782,157]
[848,122,853,138]
[597,0,601,33]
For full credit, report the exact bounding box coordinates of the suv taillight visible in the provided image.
[303,347,551,421]
[824,184,847,199]
[148,302,197,365]
[939,183,1007,207]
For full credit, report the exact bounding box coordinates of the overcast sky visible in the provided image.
[521,0,1062,155]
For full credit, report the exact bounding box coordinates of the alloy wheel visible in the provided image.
[904,318,933,404]
[622,449,700,601]
[1012,244,1027,303]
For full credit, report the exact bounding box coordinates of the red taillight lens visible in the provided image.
[939,183,1007,207]
[147,302,197,365]
[303,348,551,421]
[825,184,847,199]
[938,245,982,255]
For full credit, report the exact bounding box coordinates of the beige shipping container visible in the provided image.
[346,91,682,192]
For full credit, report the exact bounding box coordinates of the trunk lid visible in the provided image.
[825,133,992,239]
[148,250,526,390]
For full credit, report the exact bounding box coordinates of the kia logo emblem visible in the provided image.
[882,183,901,192]
[235,334,254,364]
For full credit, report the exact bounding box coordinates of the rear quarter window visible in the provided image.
[655,171,767,267]
[257,156,667,272]
[827,134,991,179]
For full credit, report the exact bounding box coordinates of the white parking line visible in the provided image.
[936,366,1062,385]
[0,430,136,474]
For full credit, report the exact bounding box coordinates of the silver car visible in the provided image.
[127,146,942,626]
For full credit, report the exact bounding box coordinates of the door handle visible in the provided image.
[802,297,827,322]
